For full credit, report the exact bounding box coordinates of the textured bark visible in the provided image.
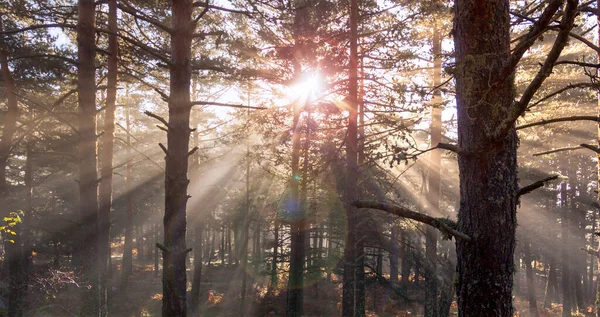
[424,22,442,317]
[77,0,100,315]
[161,1,194,316]
[97,1,118,314]
[524,242,540,317]
[342,0,361,315]
[454,0,518,315]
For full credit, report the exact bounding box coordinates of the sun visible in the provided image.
[286,72,322,103]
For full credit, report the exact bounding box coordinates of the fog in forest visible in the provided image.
[1,0,600,316]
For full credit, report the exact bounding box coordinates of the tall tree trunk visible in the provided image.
[77,0,100,315]
[400,230,411,290]
[342,0,361,315]
[596,2,600,314]
[98,1,118,314]
[160,1,195,316]
[286,75,305,317]
[562,180,572,317]
[544,257,557,309]
[454,0,518,315]
[425,21,443,317]
[1,17,25,317]
[271,221,279,289]
[241,107,251,315]
[122,102,134,283]
[524,242,540,317]
[190,127,202,316]
[0,17,18,197]
[390,225,398,283]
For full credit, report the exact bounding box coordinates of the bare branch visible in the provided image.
[144,111,171,129]
[158,143,169,156]
[516,116,600,130]
[193,1,252,16]
[118,1,173,33]
[435,142,461,154]
[156,243,168,253]
[191,101,267,110]
[0,23,76,35]
[580,143,600,154]
[517,175,559,197]
[494,0,579,139]
[533,146,581,156]
[188,146,199,157]
[580,247,600,258]
[501,0,564,78]
[352,200,471,242]
[7,54,78,65]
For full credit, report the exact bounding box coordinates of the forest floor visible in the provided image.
[14,257,595,317]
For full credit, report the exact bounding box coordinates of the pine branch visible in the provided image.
[352,200,471,242]
[517,175,560,197]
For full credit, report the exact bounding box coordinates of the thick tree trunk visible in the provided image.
[342,0,362,315]
[98,1,118,314]
[425,21,443,317]
[160,1,194,316]
[77,0,100,315]
[454,0,518,316]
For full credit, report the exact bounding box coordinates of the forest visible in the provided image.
[2,0,600,316]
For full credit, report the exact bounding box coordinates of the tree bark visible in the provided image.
[454,0,518,315]
[160,1,195,316]
[77,0,100,315]
[98,0,118,314]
